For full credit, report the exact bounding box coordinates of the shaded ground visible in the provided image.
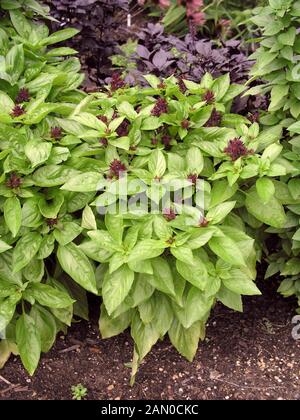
[0,280,299,400]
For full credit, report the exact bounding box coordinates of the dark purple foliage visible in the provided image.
[45,0,130,87]
[232,84,269,115]
[205,109,222,127]
[178,76,187,93]
[45,4,267,116]
[247,111,260,123]
[110,72,126,91]
[115,23,268,115]
[122,23,252,86]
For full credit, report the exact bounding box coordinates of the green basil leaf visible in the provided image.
[4,196,21,237]
[13,232,42,273]
[131,312,160,360]
[30,305,57,353]
[0,239,12,254]
[148,149,166,177]
[27,283,74,309]
[171,246,194,265]
[150,257,175,296]
[245,190,286,228]
[0,292,21,331]
[102,264,134,316]
[81,205,97,230]
[223,269,261,296]
[128,240,165,262]
[40,28,80,46]
[53,222,82,246]
[168,319,203,362]
[173,287,213,329]
[256,177,275,204]
[57,243,98,294]
[25,139,52,168]
[16,313,41,376]
[99,303,132,339]
[209,234,246,267]
[32,165,79,187]
[61,172,105,192]
[6,44,24,85]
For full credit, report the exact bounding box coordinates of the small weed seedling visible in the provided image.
[71,384,88,400]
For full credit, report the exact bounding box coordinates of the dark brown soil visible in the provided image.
[0,280,299,400]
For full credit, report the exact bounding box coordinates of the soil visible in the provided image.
[1,279,299,400]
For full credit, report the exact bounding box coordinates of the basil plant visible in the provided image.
[0,9,89,374]
[59,74,281,381]
[248,0,300,312]
[0,5,285,379]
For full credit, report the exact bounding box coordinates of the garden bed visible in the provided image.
[1,0,300,401]
[1,280,299,400]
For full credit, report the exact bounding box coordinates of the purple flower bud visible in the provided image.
[16,88,30,104]
[151,98,168,117]
[11,105,26,118]
[224,138,252,161]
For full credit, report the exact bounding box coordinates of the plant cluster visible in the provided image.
[247,0,300,312]
[0,3,285,377]
[0,7,88,374]
[78,73,272,382]
[0,0,299,383]
[112,23,252,84]
[44,0,130,88]
[111,23,266,116]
